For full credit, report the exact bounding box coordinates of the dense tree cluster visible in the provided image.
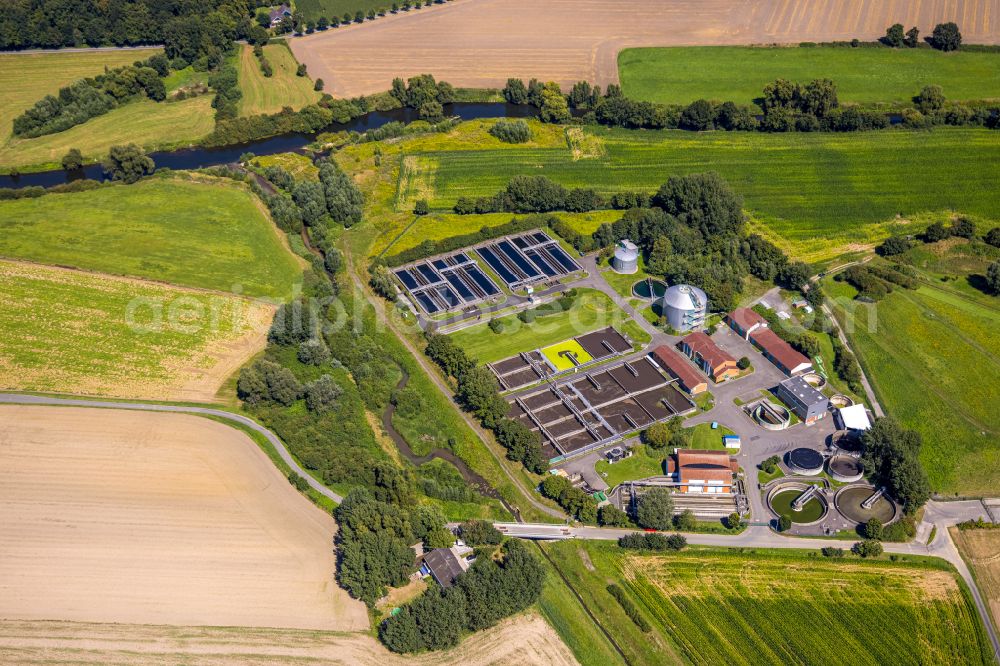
[237,358,304,407]
[488,118,532,143]
[834,263,917,301]
[453,175,603,215]
[458,520,502,545]
[389,74,455,110]
[319,158,365,226]
[883,23,921,48]
[0,0,251,60]
[861,417,931,513]
[380,539,545,653]
[539,475,598,523]
[102,143,154,183]
[14,57,167,137]
[617,532,687,551]
[643,418,688,450]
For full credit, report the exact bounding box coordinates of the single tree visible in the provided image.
[986,227,1000,248]
[884,23,905,47]
[904,26,920,47]
[61,148,83,171]
[103,144,154,184]
[986,261,1000,294]
[673,509,697,531]
[314,78,325,91]
[737,356,751,370]
[778,514,792,532]
[635,488,675,531]
[865,518,884,540]
[878,236,911,256]
[930,22,962,51]
[414,199,430,215]
[924,221,949,242]
[727,512,743,530]
[915,85,945,113]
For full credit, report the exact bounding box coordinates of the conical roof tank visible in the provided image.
[611,239,639,274]
[661,284,707,332]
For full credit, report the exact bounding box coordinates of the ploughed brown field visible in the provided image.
[291,0,1000,98]
[0,406,368,632]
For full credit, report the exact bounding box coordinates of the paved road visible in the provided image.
[499,499,1000,661]
[0,393,344,504]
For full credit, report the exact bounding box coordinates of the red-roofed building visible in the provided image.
[749,328,813,376]
[678,332,739,382]
[668,449,738,493]
[649,346,707,395]
[726,307,768,340]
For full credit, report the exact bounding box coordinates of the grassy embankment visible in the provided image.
[237,43,320,116]
[0,49,213,172]
[0,176,303,399]
[393,125,1000,265]
[619,46,1000,106]
[448,289,651,363]
[825,239,1000,495]
[540,540,994,666]
[0,177,303,298]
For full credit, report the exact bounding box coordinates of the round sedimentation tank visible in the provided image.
[829,394,854,408]
[632,278,667,300]
[753,401,791,431]
[786,448,825,476]
[827,455,864,483]
[830,432,864,456]
[768,482,829,525]
[802,372,826,389]
[660,284,707,332]
[834,485,898,525]
[612,239,639,274]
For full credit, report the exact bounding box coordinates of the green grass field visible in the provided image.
[594,445,665,488]
[0,49,160,146]
[237,44,319,117]
[542,540,993,666]
[541,339,593,370]
[688,422,736,450]
[0,177,303,298]
[394,126,1000,264]
[449,290,649,363]
[0,258,273,399]
[619,46,1000,106]
[827,260,1000,495]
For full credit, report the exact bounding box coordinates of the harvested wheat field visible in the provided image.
[292,0,1000,97]
[0,406,368,632]
[0,613,576,665]
[952,527,1000,633]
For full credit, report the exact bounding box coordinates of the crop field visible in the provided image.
[0,49,160,146]
[396,126,1000,263]
[449,289,649,363]
[0,178,302,298]
[0,260,275,401]
[619,46,1000,106]
[0,95,214,172]
[238,44,320,116]
[952,527,1000,634]
[541,339,593,371]
[826,275,1000,495]
[0,405,368,630]
[295,0,392,22]
[290,0,1000,98]
[0,613,576,665]
[542,540,993,666]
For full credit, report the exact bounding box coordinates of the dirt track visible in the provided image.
[291,0,1000,97]
[0,613,577,665]
[0,406,368,632]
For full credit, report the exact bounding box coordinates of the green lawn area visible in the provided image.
[595,445,665,488]
[828,272,1000,495]
[237,43,319,117]
[618,46,1000,106]
[687,422,735,450]
[0,258,272,399]
[0,177,303,298]
[448,289,650,363]
[394,126,1000,264]
[0,48,160,147]
[541,540,994,666]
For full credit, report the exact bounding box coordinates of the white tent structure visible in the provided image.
[838,404,871,432]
